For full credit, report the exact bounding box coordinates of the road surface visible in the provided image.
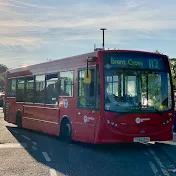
[0,109,176,176]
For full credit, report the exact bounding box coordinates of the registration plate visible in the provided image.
[133,137,150,143]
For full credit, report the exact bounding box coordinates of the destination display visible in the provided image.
[103,53,167,70]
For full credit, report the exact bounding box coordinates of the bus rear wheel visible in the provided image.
[16,111,22,128]
[60,119,72,143]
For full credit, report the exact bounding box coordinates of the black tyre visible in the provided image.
[60,120,72,143]
[16,111,22,128]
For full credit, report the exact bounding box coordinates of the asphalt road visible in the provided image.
[0,109,176,176]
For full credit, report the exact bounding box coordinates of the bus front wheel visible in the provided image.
[60,118,72,143]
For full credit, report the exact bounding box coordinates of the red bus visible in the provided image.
[4,50,174,143]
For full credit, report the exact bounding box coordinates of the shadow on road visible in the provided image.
[6,126,157,176]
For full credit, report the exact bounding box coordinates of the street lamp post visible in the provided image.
[100,28,107,50]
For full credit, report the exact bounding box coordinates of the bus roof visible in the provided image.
[7,51,97,76]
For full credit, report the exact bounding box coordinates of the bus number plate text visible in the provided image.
[133,137,150,143]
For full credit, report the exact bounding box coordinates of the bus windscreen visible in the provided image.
[103,52,172,113]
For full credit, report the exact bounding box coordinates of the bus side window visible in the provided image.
[46,73,58,104]
[35,75,45,104]
[96,67,100,109]
[78,69,96,109]
[25,76,34,103]
[16,78,25,102]
[59,71,74,97]
[8,78,16,97]
[7,79,11,97]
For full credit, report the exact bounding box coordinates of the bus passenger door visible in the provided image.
[73,66,100,143]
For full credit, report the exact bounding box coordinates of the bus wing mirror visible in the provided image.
[160,105,167,110]
[84,69,91,84]
[84,56,97,84]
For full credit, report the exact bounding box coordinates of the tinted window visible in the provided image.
[96,67,100,109]
[25,76,34,103]
[16,78,25,102]
[78,69,96,109]
[60,71,74,96]
[46,74,58,104]
[35,75,45,103]
[8,78,16,97]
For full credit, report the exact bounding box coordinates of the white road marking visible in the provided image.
[149,149,170,176]
[21,135,31,141]
[0,143,27,149]
[50,169,57,176]
[144,152,149,156]
[12,130,19,134]
[32,146,37,151]
[32,141,37,146]
[42,152,51,162]
[149,161,159,175]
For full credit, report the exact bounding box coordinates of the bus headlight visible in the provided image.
[111,122,114,126]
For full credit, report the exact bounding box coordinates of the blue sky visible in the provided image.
[0,0,176,68]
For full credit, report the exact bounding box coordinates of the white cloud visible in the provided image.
[0,2,21,8]
[0,0,175,67]
[8,0,56,9]
[0,34,47,50]
[1,0,175,38]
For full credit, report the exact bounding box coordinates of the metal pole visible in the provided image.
[103,30,104,49]
[100,28,107,50]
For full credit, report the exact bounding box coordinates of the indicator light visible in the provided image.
[115,124,118,127]
[111,122,114,125]
[107,120,110,124]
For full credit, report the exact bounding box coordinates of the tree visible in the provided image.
[0,64,8,92]
[155,50,176,88]
[169,58,176,89]
[155,50,161,54]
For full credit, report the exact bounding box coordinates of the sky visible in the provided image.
[0,0,176,68]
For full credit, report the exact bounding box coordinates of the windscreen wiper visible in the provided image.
[115,112,128,118]
[114,108,139,118]
[149,106,164,117]
[114,106,164,118]
[132,105,164,117]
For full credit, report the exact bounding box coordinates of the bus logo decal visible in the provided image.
[135,117,141,124]
[84,115,94,123]
[64,99,68,108]
[135,117,150,124]
[104,63,112,69]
